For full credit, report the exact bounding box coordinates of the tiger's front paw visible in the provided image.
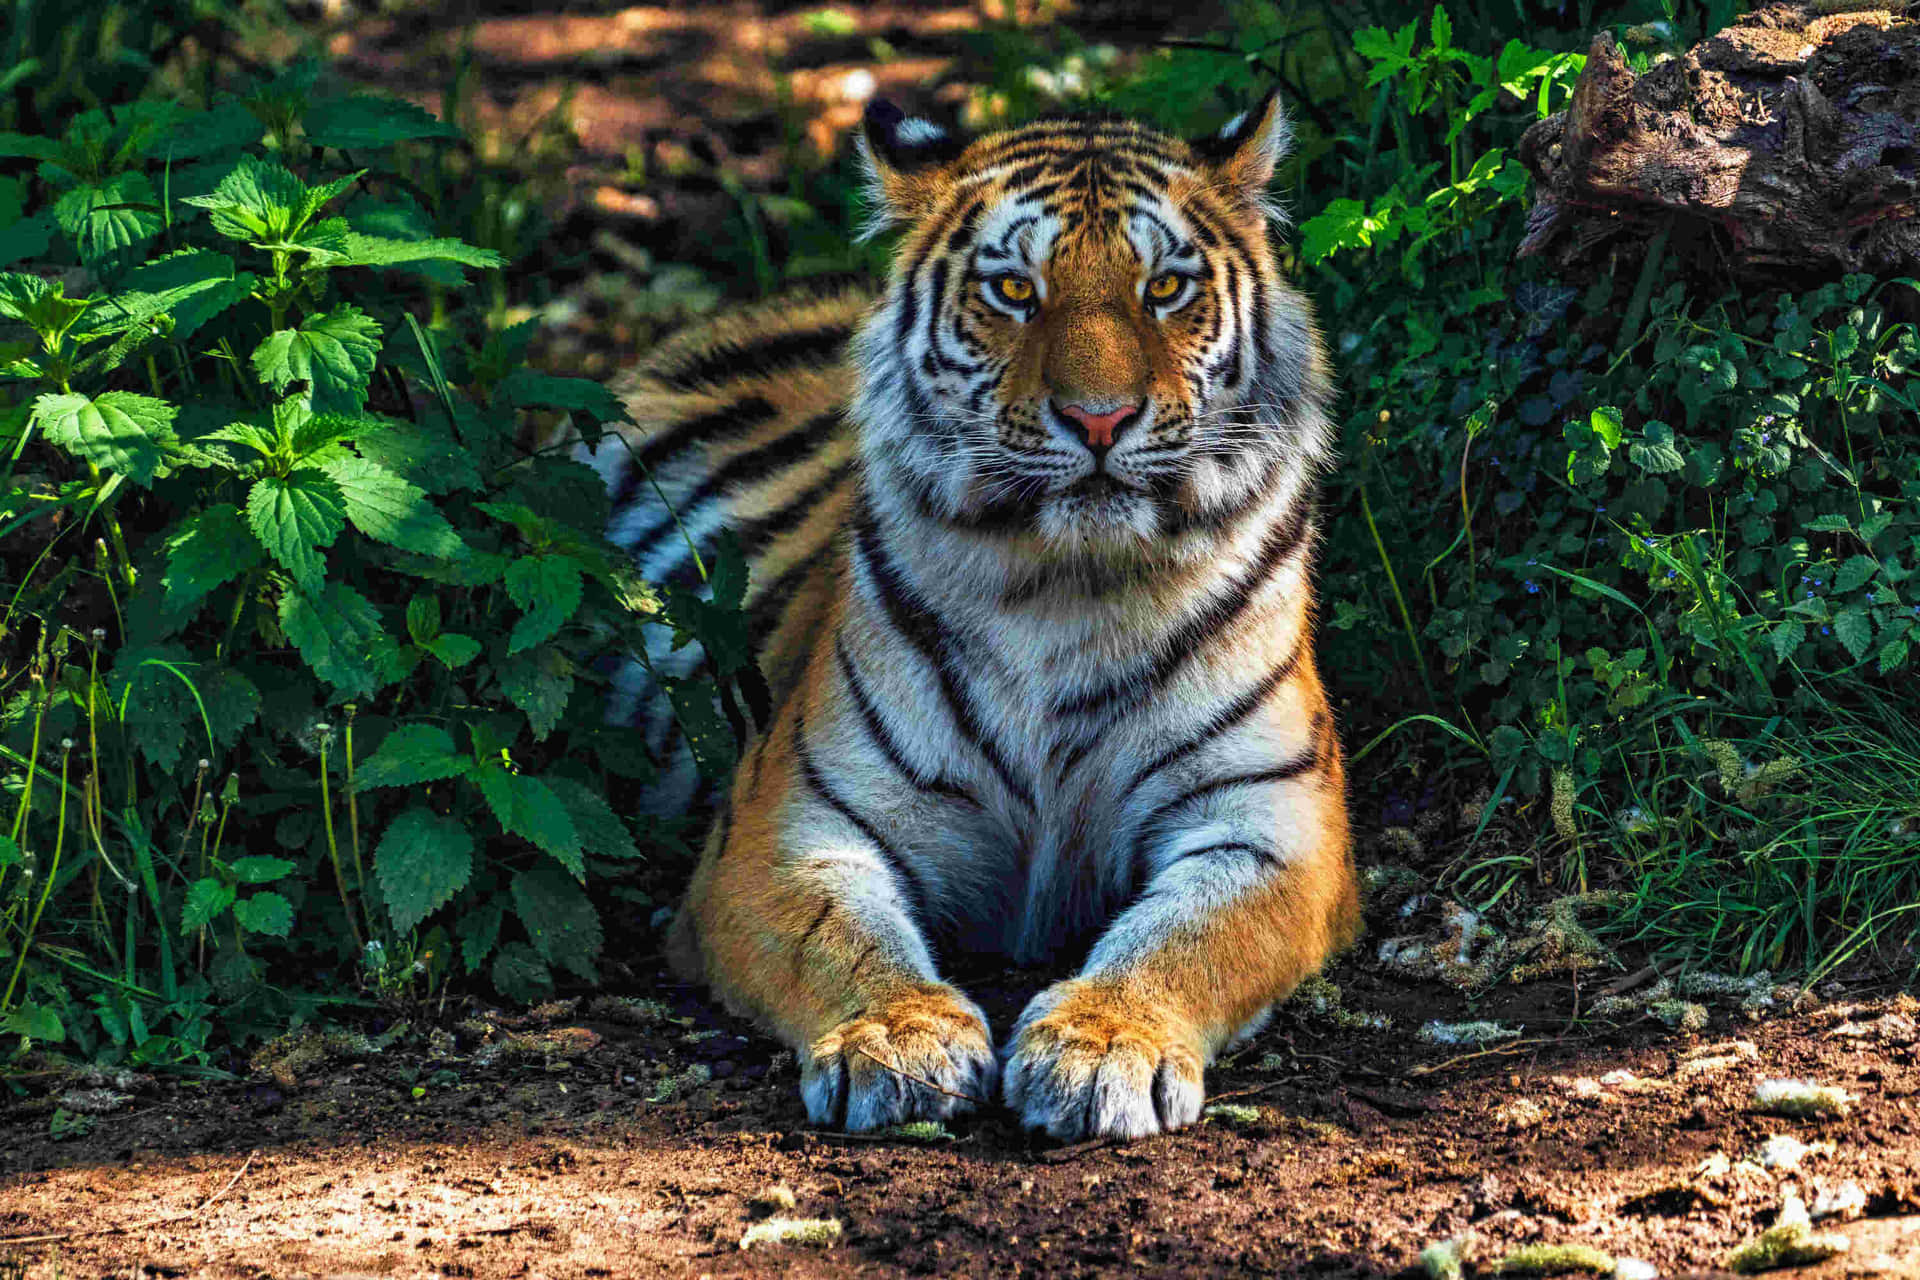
[801,984,997,1132]
[1002,980,1205,1141]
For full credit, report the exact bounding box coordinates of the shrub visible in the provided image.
[0,61,753,1063]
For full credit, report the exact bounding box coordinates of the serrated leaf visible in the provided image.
[251,305,382,413]
[1833,555,1879,595]
[490,940,553,1004]
[247,468,345,592]
[472,764,581,873]
[1628,421,1685,474]
[338,232,505,273]
[32,390,177,485]
[181,157,303,242]
[510,860,602,980]
[376,807,474,934]
[0,210,53,268]
[1589,405,1624,448]
[319,456,465,557]
[424,633,481,668]
[199,667,261,750]
[546,776,641,861]
[1806,514,1854,533]
[354,724,469,789]
[228,855,296,884]
[665,678,738,782]
[181,878,235,933]
[233,892,294,937]
[304,95,461,149]
[503,556,583,654]
[1880,637,1910,675]
[279,581,386,696]
[1770,620,1806,663]
[497,369,624,423]
[406,594,441,643]
[53,171,162,269]
[457,898,504,974]
[494,647,573,740]
[352,419,480,495]
[1833,608,1874,661]
[163,504,264,613]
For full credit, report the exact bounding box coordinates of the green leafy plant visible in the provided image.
[1,60,750,1064]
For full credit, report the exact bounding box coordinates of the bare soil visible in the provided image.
[3,962,1918,1278]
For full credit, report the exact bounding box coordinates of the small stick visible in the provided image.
[847,1045,989,1108]
[0,1151,254,1246]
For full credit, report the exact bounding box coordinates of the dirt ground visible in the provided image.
[3,958,1918,1279]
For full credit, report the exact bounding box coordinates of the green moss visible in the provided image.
[1488,1243,1615,1275]
[1204,1103,1263,1127]
[884,1121,953,1142]
[1420,1239,1464,1280]
[740,1217,843,1250]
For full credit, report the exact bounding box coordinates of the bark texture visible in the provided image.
[1518,3,1920,280]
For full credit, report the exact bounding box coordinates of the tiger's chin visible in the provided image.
[1033,476,1162,549]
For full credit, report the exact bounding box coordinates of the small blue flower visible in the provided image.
[1822,626,1832,635]
[1643,537,1656,548]
[1813,578,1823,587]
[1596,506,1607,514]
[1527,558,1538,566]
[1596,536,1608,546]
[1666,570,1677,579]
[1525,580,1541,595]
[1807,590,1816,599]
[1867,592,1876,603]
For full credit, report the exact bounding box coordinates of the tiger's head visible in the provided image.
[852,94,1330,557]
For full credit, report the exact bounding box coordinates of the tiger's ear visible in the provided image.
[858,100,967,237]
[1192,89,1293,210]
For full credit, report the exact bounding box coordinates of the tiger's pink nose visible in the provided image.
[1056,400,1143,450]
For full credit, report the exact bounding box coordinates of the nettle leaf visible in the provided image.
[473,764,582,874]
[376,807,474,935]
[247,468,345,593]
[490,940,553,1004]
[228,855,296,884]
[181,878,236,934]
[304,95,461,149]
[251,305,382,413]
[163,504,264,613]
[354,724,470,789]
[3,1004,64,1042]
[88,250,255,343]
[503,556,584,655]
[545,776,641,861]
[425,634,481,668]
[32,390,177,485]
[1833,608,1874,662]
[1833,555,1879,595]
[279,581,386,696]
[406,594,441,643]
[338,232,505,274]
[233,892,294,937]
[664,677,738,782]
[1880,637,1911,675]
[497,369,624,424]
[0,211,54,269]
[181,157,304,242]
[353,419,480,495]
[457,898,504,974]
[199,666,261,749]
[52,171,162,269]
[510,860,603,980]
[494,647,573,740]
[319,456,465,558]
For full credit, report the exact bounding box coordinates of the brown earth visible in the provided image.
[3,961,1918,1278]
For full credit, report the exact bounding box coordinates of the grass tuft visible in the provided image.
[1752,1078,1855,1118]
[740,1217,843,1250]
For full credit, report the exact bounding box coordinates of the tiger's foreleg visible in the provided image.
[1003,747,1359,1140]
[668,711,997,1132]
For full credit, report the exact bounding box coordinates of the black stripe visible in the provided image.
[1174,841,1280,867]
[1115,647,1303,801]
[613,394,781,508]
[622,408,844,563]
[853,499,1036,810]
[658,324,854,391]
[793,707,930,919]
[836,638,982,807]
[1129,753,1322,881]
[1052,500,1311,718]
[797,898,835,964]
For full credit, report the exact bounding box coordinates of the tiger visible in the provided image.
[588,92,1360,1140]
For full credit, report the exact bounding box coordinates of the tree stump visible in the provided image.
[1517,3,1920,281]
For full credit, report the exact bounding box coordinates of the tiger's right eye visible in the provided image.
[994,274,1036,306]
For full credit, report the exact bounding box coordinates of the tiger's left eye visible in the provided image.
[1146,273,1185,304]
[995,274,1036,305]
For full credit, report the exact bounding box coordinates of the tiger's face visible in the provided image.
[854,96,1328,555]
